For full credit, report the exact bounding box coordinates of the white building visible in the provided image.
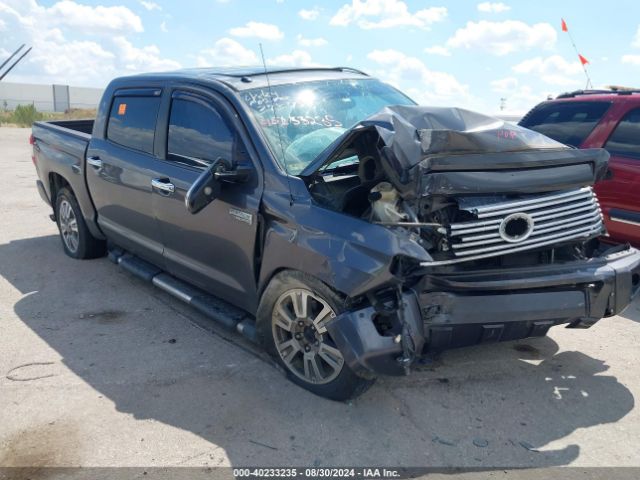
[0,82,104,112]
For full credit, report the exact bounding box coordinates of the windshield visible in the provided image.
[241,78,415,174]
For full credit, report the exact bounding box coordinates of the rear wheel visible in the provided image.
[257,271,375,400]
[55,187,105,259]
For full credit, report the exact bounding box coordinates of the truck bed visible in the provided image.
[35,119,94,138]
[32,118,102,239]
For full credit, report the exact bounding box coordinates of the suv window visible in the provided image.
[167,96,234,168]
[605,108,640,159]
[519,101,611,147]
[107,96,161,154]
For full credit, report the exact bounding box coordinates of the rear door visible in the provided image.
[85,89,165,265]
[151,88,263,310]
[595,107,640,246]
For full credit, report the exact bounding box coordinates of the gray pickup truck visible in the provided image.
[31,67,640,400]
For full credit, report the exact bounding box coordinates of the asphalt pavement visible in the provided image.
[1,126,640,471]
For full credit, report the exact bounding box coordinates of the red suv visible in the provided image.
[520,90,640,247]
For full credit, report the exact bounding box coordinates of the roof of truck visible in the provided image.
[128,66,371,91]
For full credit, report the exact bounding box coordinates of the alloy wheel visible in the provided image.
[58,199,79,253]
[272,288,344,384]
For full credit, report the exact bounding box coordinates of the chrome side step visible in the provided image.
[109,248,257,343]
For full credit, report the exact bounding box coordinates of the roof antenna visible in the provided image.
[259,43,294,206]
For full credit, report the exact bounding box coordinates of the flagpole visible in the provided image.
[562,18,593,89]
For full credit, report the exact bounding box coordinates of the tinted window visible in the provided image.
[167,97,234,167]
[107,96,161,154]
[605,108,640,159]
[519,101,611,147]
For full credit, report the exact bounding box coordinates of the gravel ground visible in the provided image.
[1,126,639,471]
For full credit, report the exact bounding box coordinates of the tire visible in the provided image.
[257,270,375,401]
[55,187,105,259]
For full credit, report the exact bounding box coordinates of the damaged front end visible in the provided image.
[300,106,640,377]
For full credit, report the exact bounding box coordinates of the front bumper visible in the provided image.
[327,246,640,377]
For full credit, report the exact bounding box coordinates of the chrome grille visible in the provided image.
[448,187,604,259]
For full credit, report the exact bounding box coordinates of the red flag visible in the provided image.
[579,54,589,66]
[561,18,568,32]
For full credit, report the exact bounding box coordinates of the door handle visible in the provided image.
[87,156,103,169]
[151,178,175,194]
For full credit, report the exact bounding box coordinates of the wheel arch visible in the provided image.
[47,170,105,240]
[48,172,71,219]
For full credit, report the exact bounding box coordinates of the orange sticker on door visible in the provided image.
[118,103,127,115]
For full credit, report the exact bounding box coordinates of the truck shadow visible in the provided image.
[621,299,640,323]
[0,235,635,469]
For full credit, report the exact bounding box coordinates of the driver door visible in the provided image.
[151,90,263,310]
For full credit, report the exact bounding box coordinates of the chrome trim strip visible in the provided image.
[421,226,603,266]
[471,187,592,215]
[454,223,601,256]
[476,191,593,218]
[453,206,599,239]
[152,275,193,303]
[610,216,640,227]
[451,195,597,233]
[454,213,602,249]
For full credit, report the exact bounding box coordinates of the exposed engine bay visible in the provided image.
[303,106,610,270]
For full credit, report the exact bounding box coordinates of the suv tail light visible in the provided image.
[29,134,35,145]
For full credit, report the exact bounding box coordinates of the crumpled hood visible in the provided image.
[303,105,609,198]
[360,105,567,170]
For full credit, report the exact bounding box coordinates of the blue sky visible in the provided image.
[1,0,640,113]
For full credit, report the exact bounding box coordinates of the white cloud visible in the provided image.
[447,20,556,55]
[297,34,327,47]
[298,7,320,20]
[160,20,167,32]
[622,54,640,66]
[486,77,549,114]
[499,85,547,115]
[619,26,640,64]
[267,50,316,67]
[512,55,583,86]
[0,0,143,35]
[632,26,640,48]
[140,1,161,11]
[197,38,258,67]
[330,0,447,30]
[0,18,6,30]
[0,0,182,86]
[229,21,284,40]
[477,2,510,13]
[112,36,180,72]
[366,49,469,105]
[46,0,143,34]
[490,76,518,91]
[424,45,451,56]
[30,30,117,83]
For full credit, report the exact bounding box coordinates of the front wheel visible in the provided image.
[257,271,375,401]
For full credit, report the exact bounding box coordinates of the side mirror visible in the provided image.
[185,158,252,214]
